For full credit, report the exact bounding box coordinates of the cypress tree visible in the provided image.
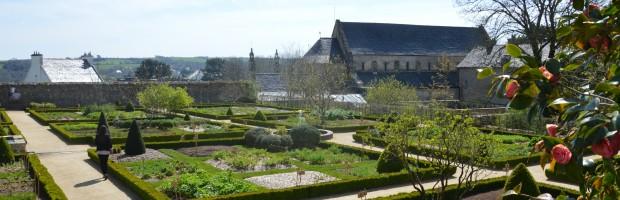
[124,120,146,155]
[226,107,234,116]
[0,137,14,163]
[97,112,108,130]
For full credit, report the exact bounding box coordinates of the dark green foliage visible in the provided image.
[126,102,135,112]
[0,137,14,163]
[377,144,404,173]
[125,120,146,155]
[184,114,191,121]
[280,135,294,148]
[256,134,285,152]
[97,112,108,128]
[503,163,540,200]
[227,107,234,116]
[135,58,172,80]
[289,125,321,148]
[254,110,267,121]
[244,128,269,147]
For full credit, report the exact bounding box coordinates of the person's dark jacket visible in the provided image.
[95,125,112,151]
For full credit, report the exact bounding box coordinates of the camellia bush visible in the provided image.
[478,0,620,198]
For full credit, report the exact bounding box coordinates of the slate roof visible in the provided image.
[303,38,343,63]
[337,21,488,56]
[457,44,550,69]
[355,71,459,88]
[42,59,102,82]
[256,73,286,92]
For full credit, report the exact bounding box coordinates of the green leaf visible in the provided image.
[556,26,572,39]
[506,44,522,57]
[477,67,495,80]
[521,84,541,98]
[545,59,561,74]
[508,95,534,110]
[563,64,580,71]
[503,61,512,72]
[542,136,562,150]
[572,0,584,11]
[611,111,620,130]
[548,98,578,112]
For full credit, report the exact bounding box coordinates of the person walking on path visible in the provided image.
[95,125,112,180]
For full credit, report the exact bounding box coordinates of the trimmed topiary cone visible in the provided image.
[124,120,146,156]
[97,112,108,130]
[502,163,540,200]
[126,102,135,112]
[184,114,191,121]
[376,144,404,173]
[254,110,267,121]
[226,107,234,116]
[0,137,14,163]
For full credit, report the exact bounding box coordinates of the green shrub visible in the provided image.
[126,102,135,112]
[254,110,267,121]
[290,125,320,148]
[29,102,56,109]
[280,135,293,148]
[82,104,116,116]
[227,107,234,116]
[124,120,146,155]
[377,144,404,173]
[244,128,269,147]
[322,108,357,120]
[0,137,14,163]
[184,114,191,121]
[503,163,540,200]
[157,171,257,198]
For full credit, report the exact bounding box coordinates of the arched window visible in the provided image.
[371,61,378,71]
[361,62,365,71]
[394,61,400,71]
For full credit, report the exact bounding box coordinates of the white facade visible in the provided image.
[23,52,102,83]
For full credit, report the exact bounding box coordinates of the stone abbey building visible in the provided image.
[303,20,491,94]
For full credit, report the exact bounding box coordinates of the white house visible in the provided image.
[23,52,103,83]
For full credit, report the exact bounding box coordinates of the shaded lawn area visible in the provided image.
[185,106,293,116]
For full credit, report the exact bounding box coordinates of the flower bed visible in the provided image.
[231,115,378,133]
[50,119,248,144]
[87,139,450,200]
[353,130,543,169]
[180,104,299,120]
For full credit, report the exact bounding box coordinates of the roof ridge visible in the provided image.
[339,21,479,29]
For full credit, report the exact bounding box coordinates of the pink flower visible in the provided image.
[551,144,572,165]
[539,66,559,83]
[546,124,558,137]
[591,139,617,158]
[505,80,519,99]
[610,131,620,152]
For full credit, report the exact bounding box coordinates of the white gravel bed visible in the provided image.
[110,148,170,162]
[245,171,337,189]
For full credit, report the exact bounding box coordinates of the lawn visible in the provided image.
[0,162,36,199]
[58,119,240,138]
[184,106,294,116]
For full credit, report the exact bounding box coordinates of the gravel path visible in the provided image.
[110,148,169,162]
[245,171,337,189]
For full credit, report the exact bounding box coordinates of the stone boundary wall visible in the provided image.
[0,81,256,109]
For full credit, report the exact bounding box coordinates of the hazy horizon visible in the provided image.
[0,0,473,60]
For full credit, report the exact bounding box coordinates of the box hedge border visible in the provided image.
[179,103,302,120]
[27,108,173,125]
[353,131,543,169]
[372,176,579,200]
[90,138,452,200]
[0,110,12,125]
[49,122,247,145]
[27,154,68,200]
[231,116,376,133]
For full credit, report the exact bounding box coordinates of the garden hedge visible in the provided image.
[87,149,168,200]
[353,131,543,169]
[0,110,12,125]
[372,176,579,200]
[231,116,376,133]
[49,123,247,145]
[178,103,301,120]
[27,108,172,125]
[27,154,68,200]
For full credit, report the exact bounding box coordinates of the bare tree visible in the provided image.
[221,58,248,81]
[455,0,568,63]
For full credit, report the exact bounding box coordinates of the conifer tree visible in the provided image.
[124,120,146,155]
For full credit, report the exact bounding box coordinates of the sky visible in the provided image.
[0,0,473,60]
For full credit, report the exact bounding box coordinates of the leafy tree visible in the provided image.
[478,1,620,198]
[366,76,418,114]
[135,59,172,80]
[137,84,194,115]
[378,112,496,199]
[124,120,145,155]
[202,58,225,81]
[376,144,404,173]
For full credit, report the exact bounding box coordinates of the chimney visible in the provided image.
[81,52,95,66]
[30,51,43,70]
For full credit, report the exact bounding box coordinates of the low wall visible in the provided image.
[0,81,256,109]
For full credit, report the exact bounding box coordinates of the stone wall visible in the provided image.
[0,81,256,109]
[457,68,507,104]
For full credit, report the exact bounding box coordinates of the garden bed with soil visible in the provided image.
[181,105,299,120]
